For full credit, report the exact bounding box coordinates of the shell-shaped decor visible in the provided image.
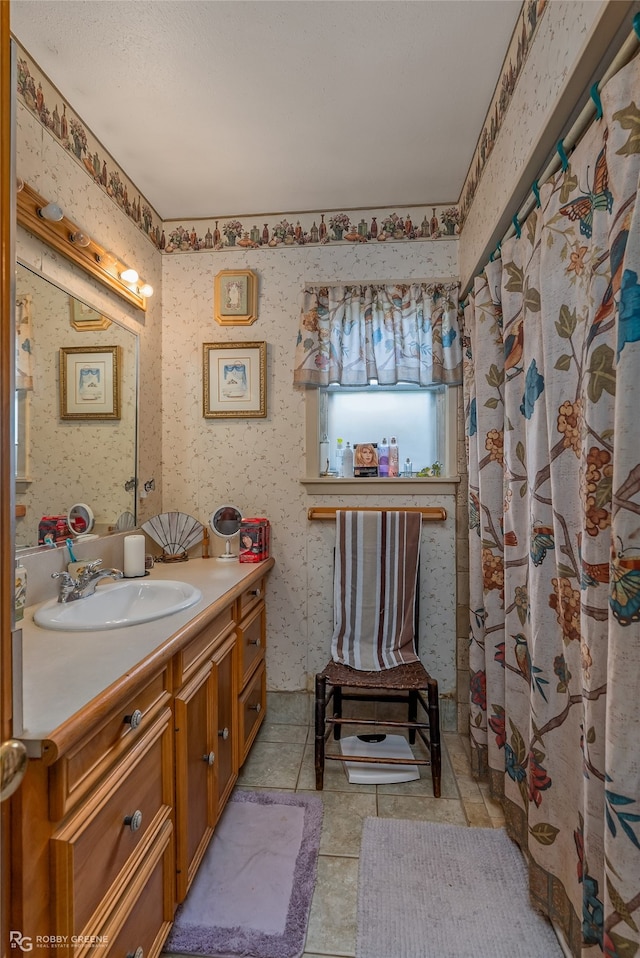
[141,512,204,559]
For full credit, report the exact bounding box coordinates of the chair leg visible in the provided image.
[427,679,441,798]
[333,684,342,740]
[408,690,418,744]
[314,673,326,790]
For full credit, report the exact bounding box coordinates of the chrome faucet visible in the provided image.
[52,559,124,603]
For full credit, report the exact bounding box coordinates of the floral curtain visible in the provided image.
[463,53,640,957]
[16,294,33,390]
[293,282,462,387]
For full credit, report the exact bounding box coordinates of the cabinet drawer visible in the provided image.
[50,669,171,820]
[238,661,266,765]
[51,709,173,938]
[237,602,265,688]
[237,577,265,619]
[174,606,235,686]
[97,821,174,958]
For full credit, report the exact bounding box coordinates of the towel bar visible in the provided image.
[307,506,446,521]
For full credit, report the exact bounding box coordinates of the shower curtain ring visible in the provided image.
[590,83,603,120]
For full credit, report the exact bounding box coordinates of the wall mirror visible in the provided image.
[15,263,138,551]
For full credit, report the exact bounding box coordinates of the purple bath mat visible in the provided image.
[165,789,323,958]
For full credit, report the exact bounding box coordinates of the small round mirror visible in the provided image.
[209,505,242,559]
[67,502,95,537]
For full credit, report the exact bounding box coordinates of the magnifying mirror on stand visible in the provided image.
[209,505,242,559]
[67,503,96,538]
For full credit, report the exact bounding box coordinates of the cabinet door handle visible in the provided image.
[248,636,261,647]
[218,727,229,740]
[203,751,215,766]
[126,949,144,958]
[248,588,261,597]
[124,810,143,832]
[123,709,143,730]
[249,702,262,713]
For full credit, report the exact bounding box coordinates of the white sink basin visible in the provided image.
[34,579,202,631]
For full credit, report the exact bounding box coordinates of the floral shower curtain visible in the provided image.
[293,283,462,386]
[16,293,33,390]
[464,53,640,957]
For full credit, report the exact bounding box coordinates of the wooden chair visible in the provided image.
[314,510,441,797]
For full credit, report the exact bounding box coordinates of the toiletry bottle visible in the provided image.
[319,434,330,476]
[403,457,413,477]
[342,442,354,478]
[378,438,389,477]
[335,438,344,476]
[15,559,27,622]
[389,437,399,477]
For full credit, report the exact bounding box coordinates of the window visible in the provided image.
[303,384,459,488]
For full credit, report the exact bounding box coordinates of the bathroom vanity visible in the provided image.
[10,557,273,957]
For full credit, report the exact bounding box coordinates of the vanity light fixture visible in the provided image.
[69,230,91,248]
[17,181,147,311]
[37,201,64,222]
[139,282,154,298]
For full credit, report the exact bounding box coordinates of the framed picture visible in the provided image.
[203,341,267,419]
[69,297,111,331]
[59,345,121,420]
[214,269,258,326]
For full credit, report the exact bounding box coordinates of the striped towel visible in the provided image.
[331,511,421,671]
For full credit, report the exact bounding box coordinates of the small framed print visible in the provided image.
[59,345,121,420]
[214,269,258,326]
[69,297,111,331]
[203,341,267,419]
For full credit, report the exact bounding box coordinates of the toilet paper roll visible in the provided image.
[124,534,146,578]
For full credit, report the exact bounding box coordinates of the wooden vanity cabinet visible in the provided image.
[10,562,272,957]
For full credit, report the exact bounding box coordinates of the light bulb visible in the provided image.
[96,251,117,269]
[16,177,24,193]
[37,202,64,222]
[69,230,91,247]
[120,268,139,284]
[139,283,154,298]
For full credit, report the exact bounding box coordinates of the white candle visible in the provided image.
[124,534,146,577]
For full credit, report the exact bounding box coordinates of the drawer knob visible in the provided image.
[124,809,143,832]
[248,636,261,647]
[249,702,262,713]
[249,588,261,597]
[124,709,143,730]
[218,727,229,740]
[126,949,143,958]
[203,751,215,766]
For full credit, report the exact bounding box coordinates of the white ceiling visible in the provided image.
[10,0,522,221]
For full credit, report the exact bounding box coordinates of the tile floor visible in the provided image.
[234,692,506,958]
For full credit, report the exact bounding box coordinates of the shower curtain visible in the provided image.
[463,53,640,957]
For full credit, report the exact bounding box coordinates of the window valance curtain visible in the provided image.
[293,282,462,387]
[16,294,34,390]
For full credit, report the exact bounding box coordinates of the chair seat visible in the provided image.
[320,659,435,691]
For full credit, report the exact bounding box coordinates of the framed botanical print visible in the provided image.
[203,341,266,419]
[59,345,121,420]
[214,269,258,326]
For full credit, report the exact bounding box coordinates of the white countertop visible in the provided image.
[15,557,272,749]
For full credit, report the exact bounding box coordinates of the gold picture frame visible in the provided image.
[203,341,267,419]
[214,269,258,326]
[69,297,111,331]
[59,345,121,420]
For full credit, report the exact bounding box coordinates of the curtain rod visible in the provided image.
[462,13,640,301]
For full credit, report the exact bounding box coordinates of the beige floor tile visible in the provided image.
[236,740,304,789]
[256,720,309,744]
[376,793,468,825]
[298,787,377,857]
[463,800,493,827]
[298,742,377,794]
[304,855,358,958]
[266,690,311,724]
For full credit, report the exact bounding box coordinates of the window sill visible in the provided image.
[300,476,461,495]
